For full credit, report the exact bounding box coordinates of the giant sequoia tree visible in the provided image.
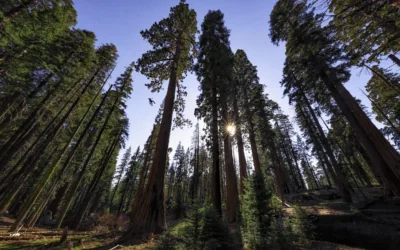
[120,0,197,239]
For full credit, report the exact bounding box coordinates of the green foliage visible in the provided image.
[241,173,274,250]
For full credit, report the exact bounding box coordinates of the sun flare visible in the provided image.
[226,123,236,136]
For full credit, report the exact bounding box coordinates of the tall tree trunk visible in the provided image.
[117,155,137,217]
[55,82,122,229]
[363,91,400,137]
[221,101,239,222]
[285,131,306,189]
[210,86,222,216]
[48,183,71,216]
[356,143,383,184]
[298,89,353,202]
[192,123,200,201]
[232,91,247,194]
[129,125,156,220]
[70,135,119,229]
[320,71,400,195]
[0,145,58,214]
[277,130,301,191]
[243,98,262,174]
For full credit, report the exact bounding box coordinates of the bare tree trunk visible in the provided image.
[210,86,222,215]
[232,92,247,194]
[129,125,156,220]
[298,95,353,203]
[221,101,239,222]
[55,82,121,229]
[8,74,101,232]
[70,135,119,229]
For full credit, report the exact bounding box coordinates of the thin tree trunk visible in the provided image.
[48,183,71,216]
[286,132,306,189]
[70,135,119,229]
[0,77,85,172]
[363,64,400,94]
[232,91,247,194]
[7,75,102,232]
[192,123,200,201]
[55,82,122,229]
[117,153,137,217]
[129,125,156,220]
[299,105,338,188]
[298,88,353,203]
[210,86,222,216]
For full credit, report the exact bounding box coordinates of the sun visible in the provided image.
[226,123,236,136]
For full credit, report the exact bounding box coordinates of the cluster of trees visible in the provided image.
[0,0,134,232]
[1,0,399,248]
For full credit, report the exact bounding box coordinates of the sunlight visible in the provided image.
[226,123,236,136]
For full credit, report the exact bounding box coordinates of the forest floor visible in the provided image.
[0,187,399,249]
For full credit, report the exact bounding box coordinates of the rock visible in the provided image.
[38,210,56,226]
[289,194,315,204]
[79,214,99,231]
[318,192,341,200]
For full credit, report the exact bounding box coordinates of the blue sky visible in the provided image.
[74,0,377,161]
